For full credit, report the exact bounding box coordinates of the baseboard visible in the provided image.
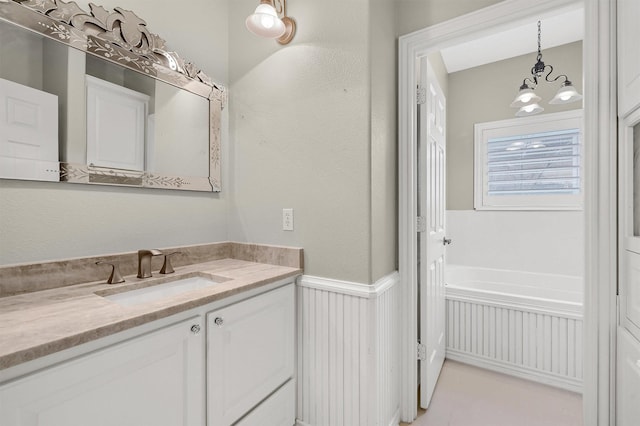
[446,351,583,394]
[388,408,401,426]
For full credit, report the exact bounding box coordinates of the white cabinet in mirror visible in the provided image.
[0,0,225,192]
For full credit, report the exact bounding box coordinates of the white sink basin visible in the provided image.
[103,276,220,306]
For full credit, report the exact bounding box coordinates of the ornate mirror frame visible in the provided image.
[0,0,225,192]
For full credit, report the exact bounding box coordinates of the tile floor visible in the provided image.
[400,360,583,426]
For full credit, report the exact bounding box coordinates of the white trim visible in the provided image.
[583,1,617,425]
[297,272,399,299]
[445,291,583,319]
[388,409,400,426]
[398,0,612,424]
[446,351,583,394]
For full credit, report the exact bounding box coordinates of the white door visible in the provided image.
[617,2,640,423]
[417,57,447,408]
[617,108,640,426]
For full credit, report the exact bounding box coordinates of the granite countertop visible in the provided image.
[0,244,302,371]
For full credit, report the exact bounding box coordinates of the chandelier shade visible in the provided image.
[515,103,544,117]
[549,81,583,104]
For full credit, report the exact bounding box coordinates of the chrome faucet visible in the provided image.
[137,249,162,278]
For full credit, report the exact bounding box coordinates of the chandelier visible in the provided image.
[510,21,583,117]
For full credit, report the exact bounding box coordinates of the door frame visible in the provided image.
[397,0,617,424]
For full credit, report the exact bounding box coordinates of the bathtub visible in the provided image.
[445,265,583,392]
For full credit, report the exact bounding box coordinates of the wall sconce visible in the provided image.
[510,21,582,117]
[246,0,296,45]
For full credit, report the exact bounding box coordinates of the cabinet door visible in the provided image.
[235,379,295,426]
[0,77,59,181]
[0,317,205,426]
[85,75,148,172]
[618,0,640,116]
[207,284,294,426]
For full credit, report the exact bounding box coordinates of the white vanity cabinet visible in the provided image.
[207,284,295,426]
[0,281,297,426]
[0,316,205,426]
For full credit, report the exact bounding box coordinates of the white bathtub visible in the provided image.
[445,265,584,392]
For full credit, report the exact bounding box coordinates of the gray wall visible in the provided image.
[446,41,583,210]
[227,0,397,284]
[396,0,504,35]
[371,0,399,282]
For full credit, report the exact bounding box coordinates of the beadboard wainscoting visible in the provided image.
[445,294,583,392]
[296,272,401,426]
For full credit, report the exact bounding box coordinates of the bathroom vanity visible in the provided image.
[0,243,302,426]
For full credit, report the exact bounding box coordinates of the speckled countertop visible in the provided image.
[0,243,303,371]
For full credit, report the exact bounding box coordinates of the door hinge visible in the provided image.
[416,216,426,233]
[417,87,427,105]
[417,343,427,361]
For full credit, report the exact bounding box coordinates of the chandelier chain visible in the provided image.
[536,20,542,61]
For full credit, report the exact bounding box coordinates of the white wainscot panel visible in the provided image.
[296,273,400,426]
[445,210,584,277]
[445,296,583,392]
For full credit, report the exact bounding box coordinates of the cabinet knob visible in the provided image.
[214,317,224,327]
[190,324,201,334]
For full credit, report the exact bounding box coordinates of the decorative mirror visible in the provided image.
[0,0,224,191]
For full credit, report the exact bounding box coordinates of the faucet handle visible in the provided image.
[160,252,182,274]
[138,249,163,257]
[95,261,125,284]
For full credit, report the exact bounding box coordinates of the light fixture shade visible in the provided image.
[246,3,286,39]
[510,87,541,108]
[549,82,583,104]
[516,103,544,117]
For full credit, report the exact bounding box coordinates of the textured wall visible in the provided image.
[228,0,397,284]
[446,41,583,210]
[0,0,229,265]
[370,0,398,282]
[396,0,504,36]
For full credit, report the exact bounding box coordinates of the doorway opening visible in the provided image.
[398,0,616,423]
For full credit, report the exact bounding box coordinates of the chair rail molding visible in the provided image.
[398,0,615,424]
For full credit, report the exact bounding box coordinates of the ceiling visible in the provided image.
[439,8,584,74]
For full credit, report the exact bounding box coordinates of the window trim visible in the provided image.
[474,109,584,211]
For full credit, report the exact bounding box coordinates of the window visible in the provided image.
[474,110,583,210]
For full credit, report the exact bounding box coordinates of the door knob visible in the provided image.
[214,317,224,327]
[442,237,452,245]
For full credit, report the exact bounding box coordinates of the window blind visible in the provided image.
[486,129,581,196]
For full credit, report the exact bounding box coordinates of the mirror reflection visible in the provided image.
[0,10,217,191]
